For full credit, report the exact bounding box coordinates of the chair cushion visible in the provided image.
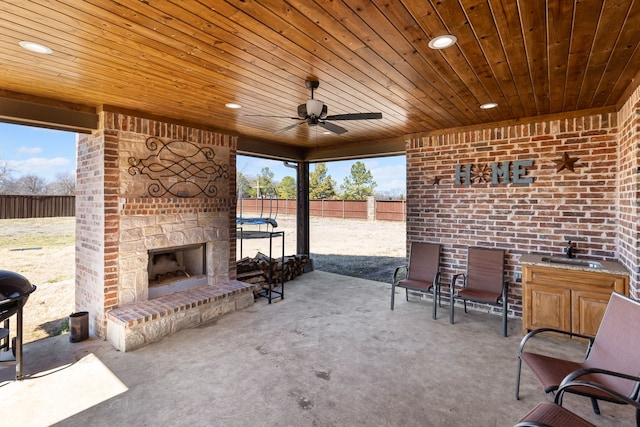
[517,402,595,427]
[397,278,433,293]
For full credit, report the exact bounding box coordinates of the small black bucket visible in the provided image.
[69,311,89,343]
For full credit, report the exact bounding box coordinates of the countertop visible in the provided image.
[520,253,629,275]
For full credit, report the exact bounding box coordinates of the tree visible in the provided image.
[340,161,377,200]
[277,176,297,199]
[256,167,277,197]
[0,161,17,194]
[48,172,75,195]
[17,174,48,194]
[375,189,406,200]
[236,171,253,198]
[309,162,337,199]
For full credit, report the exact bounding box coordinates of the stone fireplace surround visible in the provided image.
[76,111,252,351]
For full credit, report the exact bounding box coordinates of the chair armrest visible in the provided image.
[517,328,594,357]
[434,271,442,288]
[450,273,466,290]
[392,265,408,284]
[561,367,640,390]
[557,368,640,408]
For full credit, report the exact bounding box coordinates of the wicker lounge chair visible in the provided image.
[449,246,508,336]
[515,292,640,416]
[391,242,442,319]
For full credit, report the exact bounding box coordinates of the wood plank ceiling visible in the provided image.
[0,0,639,161]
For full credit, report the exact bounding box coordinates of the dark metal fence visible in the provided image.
[0,195,75,219]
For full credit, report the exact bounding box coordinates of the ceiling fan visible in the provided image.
[252,80,383,135]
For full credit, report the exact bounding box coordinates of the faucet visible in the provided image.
[566,241,574,259]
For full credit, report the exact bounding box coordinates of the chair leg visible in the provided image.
[450,296,455,324]
[464,300,467,313]
[405,288,409,301]
[590,398,601,415]
[390,284,395,310]
[502,290,508,337]
[515,357,522,400]
[432,287,437,320]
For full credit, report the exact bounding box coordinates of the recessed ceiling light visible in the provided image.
[480,102,498,110]
[225,103,241,109]
[19,41,53,54]
[428,35,457,50]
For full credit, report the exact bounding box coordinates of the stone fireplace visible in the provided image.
[75,111,252,351]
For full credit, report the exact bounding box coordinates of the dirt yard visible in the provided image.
[1,216,405,344]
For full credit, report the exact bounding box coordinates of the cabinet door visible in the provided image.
[528,285,571,332]
[572,290,610,337]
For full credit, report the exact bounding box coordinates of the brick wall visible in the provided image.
[406,111,626,317]
[617,86,640,300]
[75,111,237,338]
[75,131,108,337]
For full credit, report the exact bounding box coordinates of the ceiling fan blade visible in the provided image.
[245,114,300,119]
[324,112,383,120]
[319,121,348,135]
[274,121,305,134]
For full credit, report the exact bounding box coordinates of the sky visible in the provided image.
[237,154,406,196]
[0,123,76,181]
[0,122,406,195]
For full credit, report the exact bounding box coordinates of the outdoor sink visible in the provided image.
[540,256,603,269]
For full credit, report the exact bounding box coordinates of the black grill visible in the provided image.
[0,270,36,380]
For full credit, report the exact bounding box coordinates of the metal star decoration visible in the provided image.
[432,176,441,186]
[553,152,579,172]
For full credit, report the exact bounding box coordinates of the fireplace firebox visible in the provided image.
[147,244,207,298]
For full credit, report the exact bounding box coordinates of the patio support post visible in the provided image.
[296,161,310,257]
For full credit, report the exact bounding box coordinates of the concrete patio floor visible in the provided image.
[0,271,634,426]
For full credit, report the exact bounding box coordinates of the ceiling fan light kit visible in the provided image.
[304,99,325,117]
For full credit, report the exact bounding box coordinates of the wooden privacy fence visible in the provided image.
[1,196,405,221]
[237,198,405,221]
[0,195,75,219]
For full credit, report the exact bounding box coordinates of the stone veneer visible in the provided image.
[107,280,253,352]
[76,111,239,342]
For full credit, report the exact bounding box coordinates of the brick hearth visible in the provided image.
[107,280,254,352]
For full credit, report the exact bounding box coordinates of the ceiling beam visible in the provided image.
[305,137,407,162]
[237,137,306,161]
[0,97,98,133]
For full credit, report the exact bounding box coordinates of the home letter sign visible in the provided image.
[455,160,533,185]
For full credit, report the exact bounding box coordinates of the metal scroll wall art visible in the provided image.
[128,137,230,198]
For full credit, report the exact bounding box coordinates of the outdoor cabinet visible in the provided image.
[521,264,628,337]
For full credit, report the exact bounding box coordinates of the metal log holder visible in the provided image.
[237,228,285,304]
